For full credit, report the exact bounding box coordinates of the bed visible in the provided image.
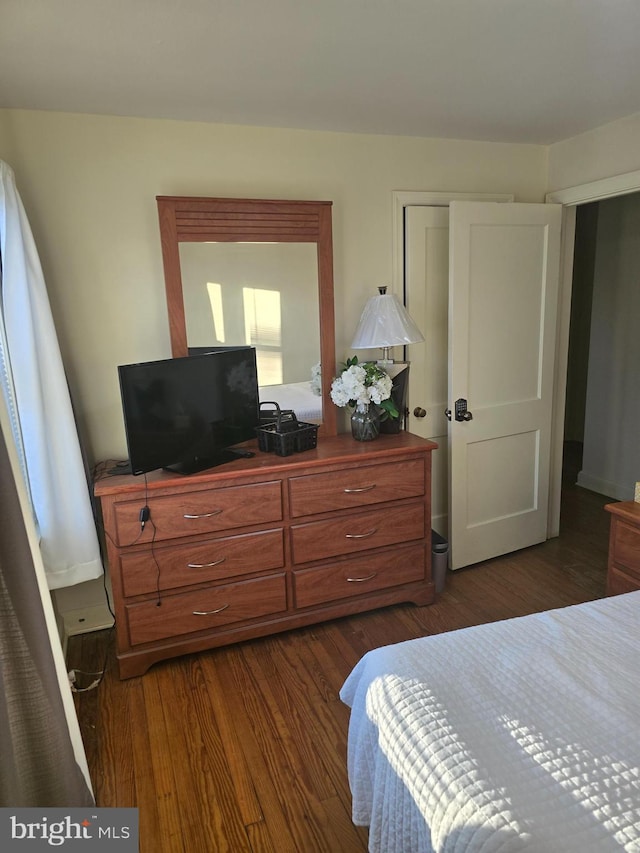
[259,380,322,423]
[340,591,640,852]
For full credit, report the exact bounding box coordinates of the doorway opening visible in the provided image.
[562,193,640,515]
[562,202,597,494]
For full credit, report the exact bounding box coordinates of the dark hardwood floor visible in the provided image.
[68,460,612,852]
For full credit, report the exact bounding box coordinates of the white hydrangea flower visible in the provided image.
[330,380,352,408]
[368,374,392,404]
[330,359,395,416]
[310,362,322,396]
[340,365,366,398]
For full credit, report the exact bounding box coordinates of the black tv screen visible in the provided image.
[118,348,259,475]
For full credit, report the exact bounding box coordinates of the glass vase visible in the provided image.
[350,407,381,442]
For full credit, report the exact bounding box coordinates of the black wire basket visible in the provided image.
[256,401,319,457]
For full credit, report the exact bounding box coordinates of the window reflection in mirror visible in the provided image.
[243,287,282,385]
[179,242,320,388]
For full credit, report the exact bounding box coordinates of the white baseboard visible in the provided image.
[62,603,114,640]
[576,470,632,501]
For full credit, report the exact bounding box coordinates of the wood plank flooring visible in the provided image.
[68,475,612,852]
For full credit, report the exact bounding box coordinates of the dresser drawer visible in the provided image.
[112,481,282,545]
[126,573,287,646]
[291,503,425,565]
[289,459,425,518]
[294,543,426,608]
[120,528,285,597]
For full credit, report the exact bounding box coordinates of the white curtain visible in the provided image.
[0,160,103,589]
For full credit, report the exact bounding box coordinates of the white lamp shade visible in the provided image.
[351,288,425,349]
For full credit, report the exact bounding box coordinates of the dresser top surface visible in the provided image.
[95,431,438,498]
[605,500,640,524]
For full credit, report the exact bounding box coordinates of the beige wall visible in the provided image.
[3,104,640,616]
[0,108,548,615]
[1,103,638,628]
[547,111,640,192]
[1,108,547,465]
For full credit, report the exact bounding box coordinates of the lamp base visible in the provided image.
[376,346,394,366]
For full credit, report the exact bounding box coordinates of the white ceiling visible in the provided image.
[2,0,640,145]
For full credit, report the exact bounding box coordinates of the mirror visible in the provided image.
[179,241,320,387]
[157,196,337,435]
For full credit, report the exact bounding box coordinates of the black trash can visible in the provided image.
[431,530,449,594]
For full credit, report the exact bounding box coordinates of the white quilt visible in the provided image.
[340,592,640,852]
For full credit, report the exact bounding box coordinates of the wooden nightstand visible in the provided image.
[605,501,640,595]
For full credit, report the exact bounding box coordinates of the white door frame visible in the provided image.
[546,169,640,536]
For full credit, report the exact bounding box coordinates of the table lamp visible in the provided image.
[350,286,424,432]
[350,286,424,365]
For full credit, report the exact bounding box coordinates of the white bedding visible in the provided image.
[340,592,640,852]
[259,381,321,422]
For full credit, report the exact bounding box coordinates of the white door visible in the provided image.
[405,201,562,570]
[448,201,562,569]
[404,206,450,535]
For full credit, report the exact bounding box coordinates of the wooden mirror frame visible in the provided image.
[156,196,337,436]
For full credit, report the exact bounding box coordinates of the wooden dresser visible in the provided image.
[95,432,437,678]
[605,500,640,595]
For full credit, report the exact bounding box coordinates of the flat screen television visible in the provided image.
[118,348,259,475]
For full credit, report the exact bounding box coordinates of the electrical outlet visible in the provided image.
[62,604,114,638]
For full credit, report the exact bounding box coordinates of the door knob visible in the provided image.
[413,406,427,418]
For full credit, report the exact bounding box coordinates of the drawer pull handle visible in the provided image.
[184,509,223,519]
[193,604,230,616]
[187,558,226,569]
[346,572,377,583]
[345,527,378,539]
[344,484,376,494]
